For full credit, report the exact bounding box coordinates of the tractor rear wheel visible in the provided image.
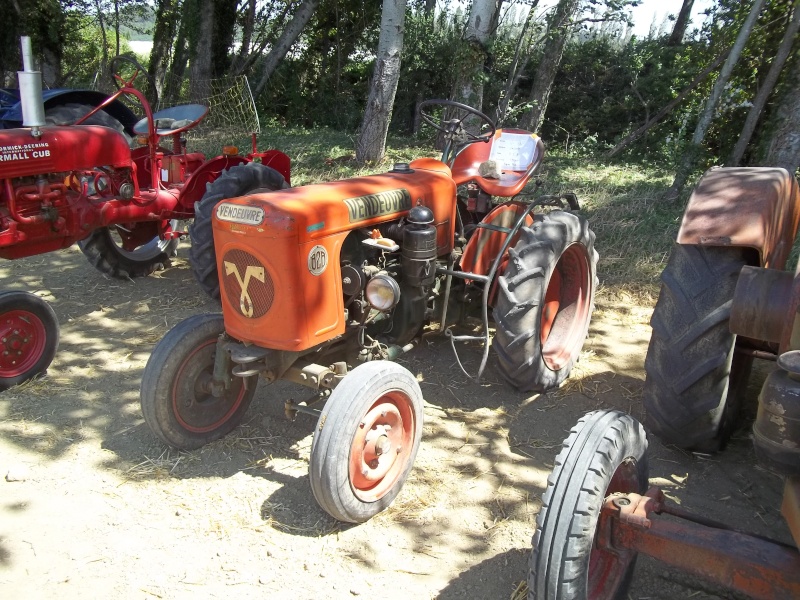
[140,313,256,450]
[529,410,649,600]
[643,244,753,452]
[309,361,424,523]
[0,291,59,390]
[79,221,180,279]
[492,211,597,392]
[189,162,288,300]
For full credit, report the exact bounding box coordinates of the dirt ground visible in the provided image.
[0,244,793,599]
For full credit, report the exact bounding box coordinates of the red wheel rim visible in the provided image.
[349,391,416,502]
[171,339,247,433]
[0,310,48,378]
[541,243,592,370]
[588,459,640,599]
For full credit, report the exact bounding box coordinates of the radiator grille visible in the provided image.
[221,249,274,319]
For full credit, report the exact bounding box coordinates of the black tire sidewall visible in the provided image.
[0,291,59,390]
[529,410,649,600]
[309,361,424,523]
[492,211,597,392]
[139,313,256,449]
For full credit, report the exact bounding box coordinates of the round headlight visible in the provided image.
[365,274,401,311]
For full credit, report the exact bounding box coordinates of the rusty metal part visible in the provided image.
[730,266,798,348]
[283,363,336,389]
[677,167,800,269]
[783,476,800,549]
[752,351,800,476]
[597,488,800,600]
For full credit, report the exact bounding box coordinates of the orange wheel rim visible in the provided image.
[349,391,415,502]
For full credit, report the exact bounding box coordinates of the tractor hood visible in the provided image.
[213,158,455,248]
[0,125,131,179]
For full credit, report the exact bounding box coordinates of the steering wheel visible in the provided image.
[418,99,496,144]
[109,54,159,109]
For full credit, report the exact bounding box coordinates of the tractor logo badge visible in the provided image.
[216,203,265,226]
[224,261,266,317]
[308,245,328,276]
[343,189,412,222]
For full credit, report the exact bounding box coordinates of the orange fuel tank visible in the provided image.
[213,158,456,352]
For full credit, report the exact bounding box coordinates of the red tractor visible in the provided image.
[140,99,598,522]
[0,38,289,390]
[528,167,800,599]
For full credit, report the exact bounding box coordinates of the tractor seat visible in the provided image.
[451,128,544,197]
[133,104,209,137]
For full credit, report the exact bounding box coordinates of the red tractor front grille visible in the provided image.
[221,249,274,319]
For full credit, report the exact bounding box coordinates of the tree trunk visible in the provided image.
[668,0,694,46]
[190,0,214,99]
[355,0,406,163]
[495,0,539,125]
[252,0,321,99]
[452,0,499,130]
[760,51,800,174]
[665,0,766,200]
[149,0,180,99]
[233,0,256,73]
[164,1,194,104]
[519,0,581,132]
[728,0,800,166]
[211,0,237,75]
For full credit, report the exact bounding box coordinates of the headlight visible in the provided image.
[365,274,401,311]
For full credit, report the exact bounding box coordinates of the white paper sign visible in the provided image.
[488,133,537,171]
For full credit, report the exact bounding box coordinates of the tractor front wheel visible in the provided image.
[529,409,649,600]
[140,313,256,450]
[309,361,424,523]
[79,221,180,279]
[492,211,597,392]
[0,291,59,390]
[189,163,288,300]
[643,244,753,451]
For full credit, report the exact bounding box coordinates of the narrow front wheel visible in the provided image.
[309,361,424,523]
[0,291,59,390]
[529,410,649,600]
[140,313,256,449]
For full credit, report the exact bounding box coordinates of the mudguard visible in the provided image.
[677,167,800,269]
[0,89,139,135]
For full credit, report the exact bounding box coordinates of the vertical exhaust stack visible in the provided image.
[17,36,46,137]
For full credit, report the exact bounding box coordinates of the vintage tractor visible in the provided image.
[0,38,290,390]
[528,167,800,599]
[140,99,598,522]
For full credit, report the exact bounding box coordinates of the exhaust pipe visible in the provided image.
[17,36,46,136]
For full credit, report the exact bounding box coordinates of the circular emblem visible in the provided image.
[221,249,274,319]
[308,245,328,276]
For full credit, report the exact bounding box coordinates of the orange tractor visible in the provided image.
[140,100,598,522]
[529,167,800,599]
[0,39,289,389]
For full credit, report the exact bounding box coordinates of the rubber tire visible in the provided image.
[189,162,288,300]
[140,313,256,450]
[0,291,59,391]
[45,102,128,137]
[643,244,752,452]
[309,361,424,523]
[492,211,598,392]
[79,223,180,279]
[529,410,649,600]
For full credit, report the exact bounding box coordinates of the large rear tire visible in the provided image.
[643,244,752,451]
[79,221,180,279]
[0,291,59,390]
[492,211,598,392]
[529,410,649,600]
[140,313,256,450]
[45,102,128,137]
[309,361,424,523]
[189,162,288,300]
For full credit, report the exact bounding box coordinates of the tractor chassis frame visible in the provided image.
[596,483,800,600]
